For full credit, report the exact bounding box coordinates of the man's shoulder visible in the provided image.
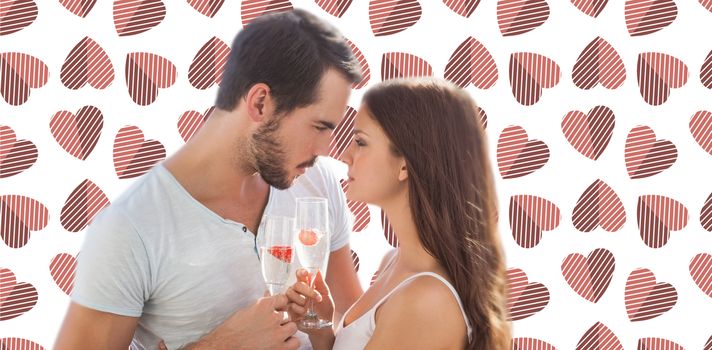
[95,165,170,227]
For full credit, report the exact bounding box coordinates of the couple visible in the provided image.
[55,9,509,350]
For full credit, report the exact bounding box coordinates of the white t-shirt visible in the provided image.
[71,158,351,349]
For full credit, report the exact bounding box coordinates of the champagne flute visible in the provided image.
[260,215,295,296]
[294,197,332,329]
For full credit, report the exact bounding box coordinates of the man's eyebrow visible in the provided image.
[318,120,336,130]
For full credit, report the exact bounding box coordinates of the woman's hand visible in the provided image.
[285,269,335,329]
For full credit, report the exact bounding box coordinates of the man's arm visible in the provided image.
[55,302,139,350]
[325,244,363,322]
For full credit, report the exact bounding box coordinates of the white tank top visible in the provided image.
[332,272,473,350]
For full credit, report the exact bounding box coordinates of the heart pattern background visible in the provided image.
[0,0,710,348]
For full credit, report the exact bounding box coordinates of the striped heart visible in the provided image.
[702,193,712,232]
[0,125,37,178]
[60,179,110,232]
[59,0,97,17]
[702,50,712,89]
[346,39,370,89]
[370,269,379,286]
[509,195,560,248]
[60,37,114,90]
[497,0,550,36]
[478,106,488,129]
[340,180,370,232]
[625,0,677,36]
[350,249,359,272]
[187,0,224,17]
[442,0,481,17]
[701,0,712,12]
[0,0,37,35]
[497,126,550,179]
[114,0,166,36]
[625,268,677,321]
[572,179,626,232]
[444,37,498,89]
[241,0,293,26]
[50,253,77,295]
[637,195,688,248]
[0,195,48,248]
[637,338,683,350]
[0,268,38,321]
[381,52,432,80]
[690,111,712,156]
[577,322,623,350]
[0,338,44,349]
[689,253,712,298]
[512,338,556,350]
[315,0,352,17]
[381,210,398,247]
[369,0,422,37]
[189,36,230,90]
[113,126,166,179]
[637,52,688,106]
[329,106,357,161]
[573,37,626,90]
[178,106,215,142]
[509,52,560,105]
[0,52,48,105]
[706,335,712,350]
[125,52,176,106]
[506,268,549,320]
[562,106,615,160]
[561,248,615,302]
[570,0,608,17]
[50,105,104,160]
[625,126,677,179]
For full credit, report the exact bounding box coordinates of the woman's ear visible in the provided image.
[397,159,408,182]
[245,83,271,122]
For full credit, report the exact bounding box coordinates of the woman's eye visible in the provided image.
[315,126,328,131]
[354,139,365,147]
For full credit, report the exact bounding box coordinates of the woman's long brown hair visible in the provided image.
[362,78,510,349]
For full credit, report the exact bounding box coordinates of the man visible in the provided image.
[55,9,363,350]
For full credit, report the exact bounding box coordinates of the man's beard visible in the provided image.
[251,117,292,190]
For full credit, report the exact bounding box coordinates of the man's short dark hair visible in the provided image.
[215,9,362,114]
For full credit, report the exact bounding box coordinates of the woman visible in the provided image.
[287,78,510,349]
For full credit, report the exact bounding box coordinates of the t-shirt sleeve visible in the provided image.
[322,162,352,252]
[70,207,151,317]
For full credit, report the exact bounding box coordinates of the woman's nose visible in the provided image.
[341,140,355,165]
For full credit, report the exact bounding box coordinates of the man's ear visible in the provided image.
[397,159,408,182]
[245,83,271,122]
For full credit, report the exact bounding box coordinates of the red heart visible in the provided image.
[350,249,360,272]
[625,0,677,36]
[506,268,549,320]
[114,0,166,36]
[113,126,166,179]
[497,0,550,36]
[59,0,97,17]
[509,52,561,105]
[125,52,177,105]
[0,125,38,178]
[701,0,712,12]
[315,0,353,17]
[442,0,481,17]
[0,338,44,349]
[370,269,379,286]
[0,195,49,248]
[60,179,110,232]
[570,0,608,17]
[381,210,398,247]
[478,106,488,129]
[189,36,230,90]
[637,195,688,248]
[625,268,677,321]
[346,39,370,89]
[0,52,49,105]
[444,37,498,89]
[689,253,712,298]
[577,322,623,350]
[0,268,38,321]
[702,193,712,232]
[50,253,77,295]
[497,126,550,179]
[0,0,37,35]
[562,106,615,160]
[625,126,677,179]
[690,110,712,156]
[60,37,114,90]
[178,106,215,142]
[637,52,688,105]
[509,195,560,248]
[572,179,626,232]
[187,0,224,17]
[381,52,432,81]
[241,0,293,26]
[706,334,712,350]
[340,180,370,232]
[512,338,555,350]
[50,105,104,160]
[637,338,683,350]
[369,0,422,36]
[702,50,712,89]
[561,248,615,302]
[329,106,357,161]
[573,37,626,90]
